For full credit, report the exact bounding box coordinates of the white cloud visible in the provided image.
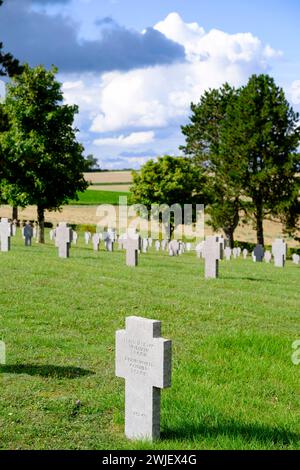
[290,80,300,105]
[155,12,281,64]
[88,13,282,134]
[93,131,155,147]
[60,12,283,167]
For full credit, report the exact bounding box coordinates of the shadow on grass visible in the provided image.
[0,364,95,379]
[223,276,273,282]
[162,419,299,446]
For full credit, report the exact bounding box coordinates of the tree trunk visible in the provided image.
[224,228,234,249]
[37,205,45,244]
[255,202,264,246]
[12,206,18,221]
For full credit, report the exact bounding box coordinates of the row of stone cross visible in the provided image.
[1,219,299,273]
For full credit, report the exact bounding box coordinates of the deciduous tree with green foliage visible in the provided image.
[83,154,101,171]
[181,84,244,247]
[0,64,88,242]
[130,155,206,238]
[181,76,300,246]
[220,74,300,245]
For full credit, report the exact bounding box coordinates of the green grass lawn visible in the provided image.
[0,233,299,450]
[70,190,131,205]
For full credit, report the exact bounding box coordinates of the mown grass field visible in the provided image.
[0,232,299,450]
[70,189,131,206]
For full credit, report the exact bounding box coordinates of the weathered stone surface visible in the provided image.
[116,316,172,441]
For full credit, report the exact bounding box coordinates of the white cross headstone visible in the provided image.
[12,221,17,237]
[0,218,12,252]
[155,240,161,252]
[24,222,33,247]
[195,241,204,258]
[148,238,153,248]
[242,248,248,259]
[122,231,141,266]
[224,247,232,261]
[237,247,241,257]
[56,222,72,258]
[292,253,300,265]
[169,240,179,256]
[72,230,78,245]
[161,240,167,251]
[92,233,100,251]
[116,316,172,441]
[272,239,286,268]
[253,244,264,262]
[49,229,54,241]
[142,238,148,254]
[103,229,115,252]
[232,247,238,259]
[0,340,5,364]
[84,231,91,245]
[264,250,272,263]
[202,236,223,278]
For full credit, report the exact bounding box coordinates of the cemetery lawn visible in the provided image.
[69,189,131,206]
[0,234,299,450]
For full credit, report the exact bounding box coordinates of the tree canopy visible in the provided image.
[130,155,206,238]
[0,64,88,242]
[181,75,300,245]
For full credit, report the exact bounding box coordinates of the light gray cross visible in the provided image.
[272,239,286,268]
[56,222,72,258]
[0,218,12,252]
[202,235,223,278]
[116,316,172,441]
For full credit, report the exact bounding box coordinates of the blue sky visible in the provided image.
[0,0,299,168]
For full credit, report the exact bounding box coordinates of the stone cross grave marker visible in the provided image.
[84,231,91,245]
[161,239,167,251]
[195,241,204,258]
[123,232,140,266]
[155,240,160,251]
[203,236,223,278]
[103,229,115,252]
[264,250,272,263]
[253,244,264,262]
[292,253,300,265]
[224,247,232,261]
[169,240,179,256]
[142,238,148,254]
[24,222,33,247]
[92,233,100,251]
[56,222,72,258]
[0,218,12,252]
[12,220,17,237]
[116,316,172,441]
[242,248,248,259]
[72,230,78,245]
[272,239,286,268]
[0,340,5,364]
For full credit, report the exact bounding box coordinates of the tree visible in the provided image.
[220,74,300,245]
[181,84,243,247]
[0,64,88,242]
[130,155,206,238]
[181,76,300,246]
[83,154,100,171]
